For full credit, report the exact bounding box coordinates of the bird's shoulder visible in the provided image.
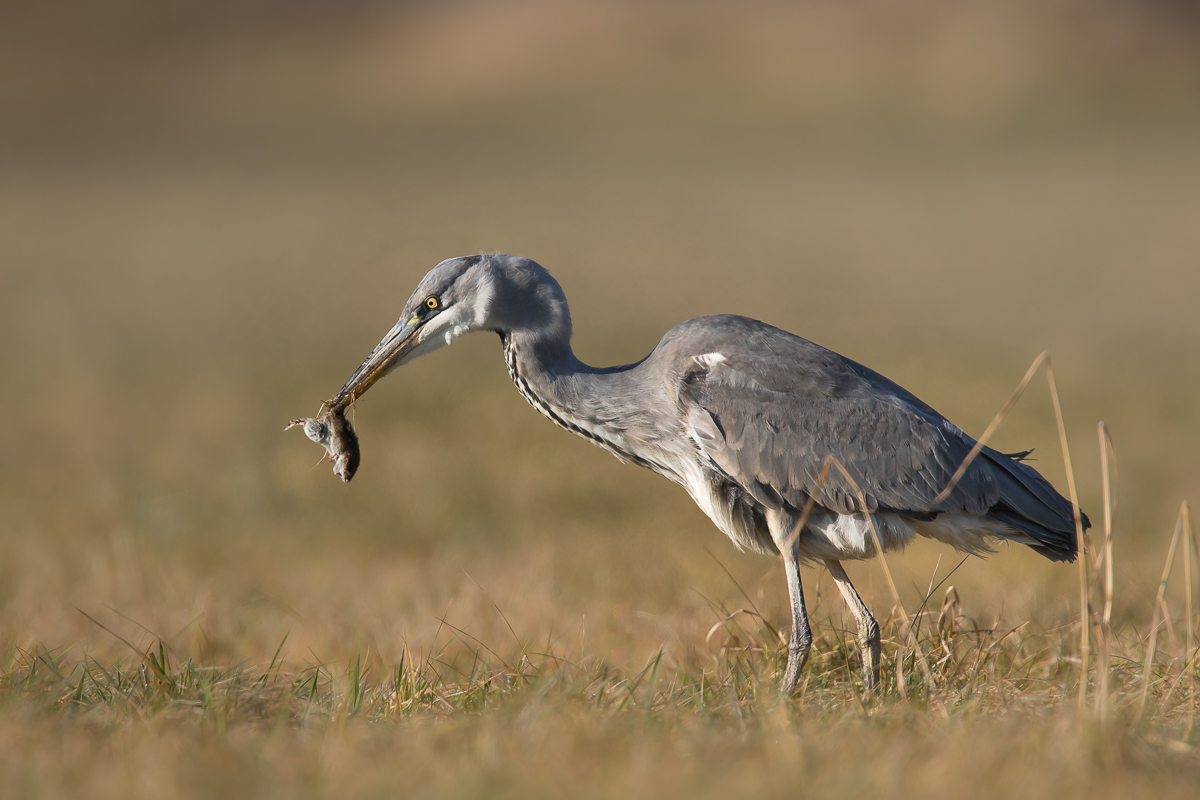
[653,315,946,423]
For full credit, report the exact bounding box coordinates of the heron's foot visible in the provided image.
[860,617,881,694]
[823,559,881,696]
[779,637,812,697]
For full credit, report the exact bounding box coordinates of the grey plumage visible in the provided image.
[317,253,1088,696]
[670,315,1081,562]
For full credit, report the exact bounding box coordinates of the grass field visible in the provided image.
[2,2,1200,797]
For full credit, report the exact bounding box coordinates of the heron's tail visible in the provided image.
[982,446,1088,563]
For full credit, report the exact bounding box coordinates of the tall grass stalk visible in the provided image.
[1185,503,1197,734]
[1043,358,1089,708]
[1184,503,1194,679]
[1095,422,1117,720]
[1138,504,1186,722]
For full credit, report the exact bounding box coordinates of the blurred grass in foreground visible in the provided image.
[1,0,1199,797]
[4,573,1200,799]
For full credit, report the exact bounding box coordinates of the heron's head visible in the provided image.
[332,254,570,405]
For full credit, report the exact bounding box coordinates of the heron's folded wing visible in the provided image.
[676,353,1001,518]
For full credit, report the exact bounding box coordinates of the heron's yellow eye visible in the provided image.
[425,297,440,310]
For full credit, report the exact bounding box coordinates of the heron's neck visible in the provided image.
[498,328,658,467]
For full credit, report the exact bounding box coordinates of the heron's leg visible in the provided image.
[767,509,813,697]
[779,544,813,697]
[825,558,881,693]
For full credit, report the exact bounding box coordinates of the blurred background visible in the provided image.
[1,0,1198,674]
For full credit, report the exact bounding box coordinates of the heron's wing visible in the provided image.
[669,321,1080,557]
[678,353,989,516]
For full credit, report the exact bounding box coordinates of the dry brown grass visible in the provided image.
[4,563,1200,798]
[2,2,1199,797]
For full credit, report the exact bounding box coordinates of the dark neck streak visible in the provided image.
[498,331,654,470]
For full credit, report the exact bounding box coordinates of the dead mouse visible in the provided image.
[286,401,360,482]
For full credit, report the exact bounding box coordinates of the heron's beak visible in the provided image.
[330,315,425,408]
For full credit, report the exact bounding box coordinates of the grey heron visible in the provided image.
[302,253,1087,695]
